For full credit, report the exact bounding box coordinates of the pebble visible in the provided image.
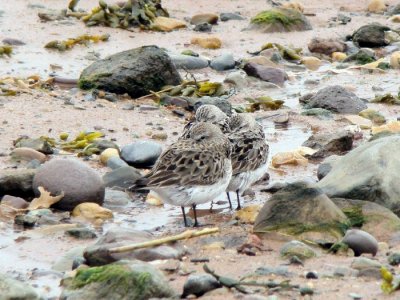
[106,156,129,170]
[139,105,159,111]
[14,214,38,227]
[182,274,221,297]
[190,13,219,25]
[103,166,142,189]
[305,271,318,279]
[104,189,131,208]
[169,54,209,69]
[210,53,236,71]
[220,12,245,21]
[66,227,97,239]
[194,23,212,32]
[120,140,162,168]
[388,252,400,265]
[280,240,317,260]
[100,148,120,165]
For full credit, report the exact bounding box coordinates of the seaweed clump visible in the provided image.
[45,34,110,51]
[251,9,300,28]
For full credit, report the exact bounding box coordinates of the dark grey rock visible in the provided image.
[120,141,162,168]
[243,62,288,86]
[304,85,367,114]
[0,169,36,198]
[389,4,400,15]
[317,162,333,180]
[302,131,354,159]
[60,260,176,299]
[79,46,181,98]
[14,214,38,227]
[344,48,376,64]
[342,229,378,257]
[66,227,97,239]
[103,166,142,189]
[308,38,347,56]
[2,38,26,45]
[220,12,245,21]
[352,24,391,48]
[182,274,221,297]
[83,227,188,266]
[306,271,318,279]
[32,158,105,211]
[210,53,236,71]
[169,54,209,69]
[106,156,128,170]
[317,136,400,216]
[388,253,400,265]
[0,273,39,300]
[194,23,212,32]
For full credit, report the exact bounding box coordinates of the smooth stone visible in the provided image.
[190,13,219,25]
[210,53,236,71]
[388,253,400,265]
[33,158,105,211]
[194,23,212,32]
[243,62,288,86]
[182,274,221,297]
[280,240,317,260]
[342,229,378,256]
[11,147,46,163]
[66,227,97,239]
[151,16,186,32]
[1,195,29,209]
[72,202,113,224]
[220,12,245,21]
[104,189,131,208]
[14,137,53,154]
[106,156,128,170]
[0,169,36,198]
[103,166,142,189]
[14,214,38,227]
[308,38,347,56]
[224,71,247,90]
[352,24,391,48]
[100,148,119,165]
[351,257,381,270]
[191,36,222,49]
[120,141,162,168]
[301,56,322,71]
[302,131,354,159]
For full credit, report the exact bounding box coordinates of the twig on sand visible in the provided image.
[109,227,219,254]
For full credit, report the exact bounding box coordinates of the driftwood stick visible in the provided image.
[109,227,219,254]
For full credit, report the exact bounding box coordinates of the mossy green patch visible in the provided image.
[265,221,347,238]
[342,205,365,228]
[251,9,301,28]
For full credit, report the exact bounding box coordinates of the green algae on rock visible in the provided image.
[61,260,176,300]
[249,8,312,33]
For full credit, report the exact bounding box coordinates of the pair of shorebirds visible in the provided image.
[134,105,269,227]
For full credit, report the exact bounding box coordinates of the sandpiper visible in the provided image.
[135,122,232,227]
[226,113,269,210]
[181,104,229,139]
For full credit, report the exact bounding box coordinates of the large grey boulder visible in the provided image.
[317,136,400,216]
[254,182,347,241]
[79,46,181,98]
[303,85,367,114]
[60,260,176,300]
[32,158,105,211]
[352,24,391,48]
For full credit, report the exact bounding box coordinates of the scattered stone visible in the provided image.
[11,147,46,163]
[220,13,245,21]
[304,85,367,114]
[190,14,219,25]
[79,46,181,98]
[66,227,97,239]
[332,52,347,61]
[302,130,354,159]
[301,108,333,118]
[194,23,212,32]
[120,140,162,168]
[83,227,187,265]
[342,229,378,257]
[308,38,347,56]
[60,260,176,299]
[390,51,400,69]
[100,148,119,165]
[191,36,222,49]
[169,54,208,70]
[0,273,39,300]
[182,274,221,297]
[106,156,129,170]
[210,53,236,71]
[300,287,314,296]
[151,16,186,32]
[235,205,262,224]
[351,257,381,270]
[255,266,292,277]
[104,189,131,208]
[349,293,363,300]
[289,255,304,266]
[139,104,159,111]
[388,253,400,265]
[103,165,142,189]
[2,38,25,46]
[317,136,400,216]
[301,56,322,71]
[1,195,29,209]
[254,181,347,242]
[14,137,54,154]
[344,48,376,64]
[243,62,288,86]
[352,24,391,48]
[248,8,312,33]
[72,202,113,224]
[280,240,317,260]
[33,158,105,211]
[367,0,386,13]
[0,169,36,198]
[15,214,38,227]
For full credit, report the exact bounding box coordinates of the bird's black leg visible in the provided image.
[226,192,233,210]
[209,201,214,213]
[192,204,199,227]
[236,190,241,210]
[181,206,188,227]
